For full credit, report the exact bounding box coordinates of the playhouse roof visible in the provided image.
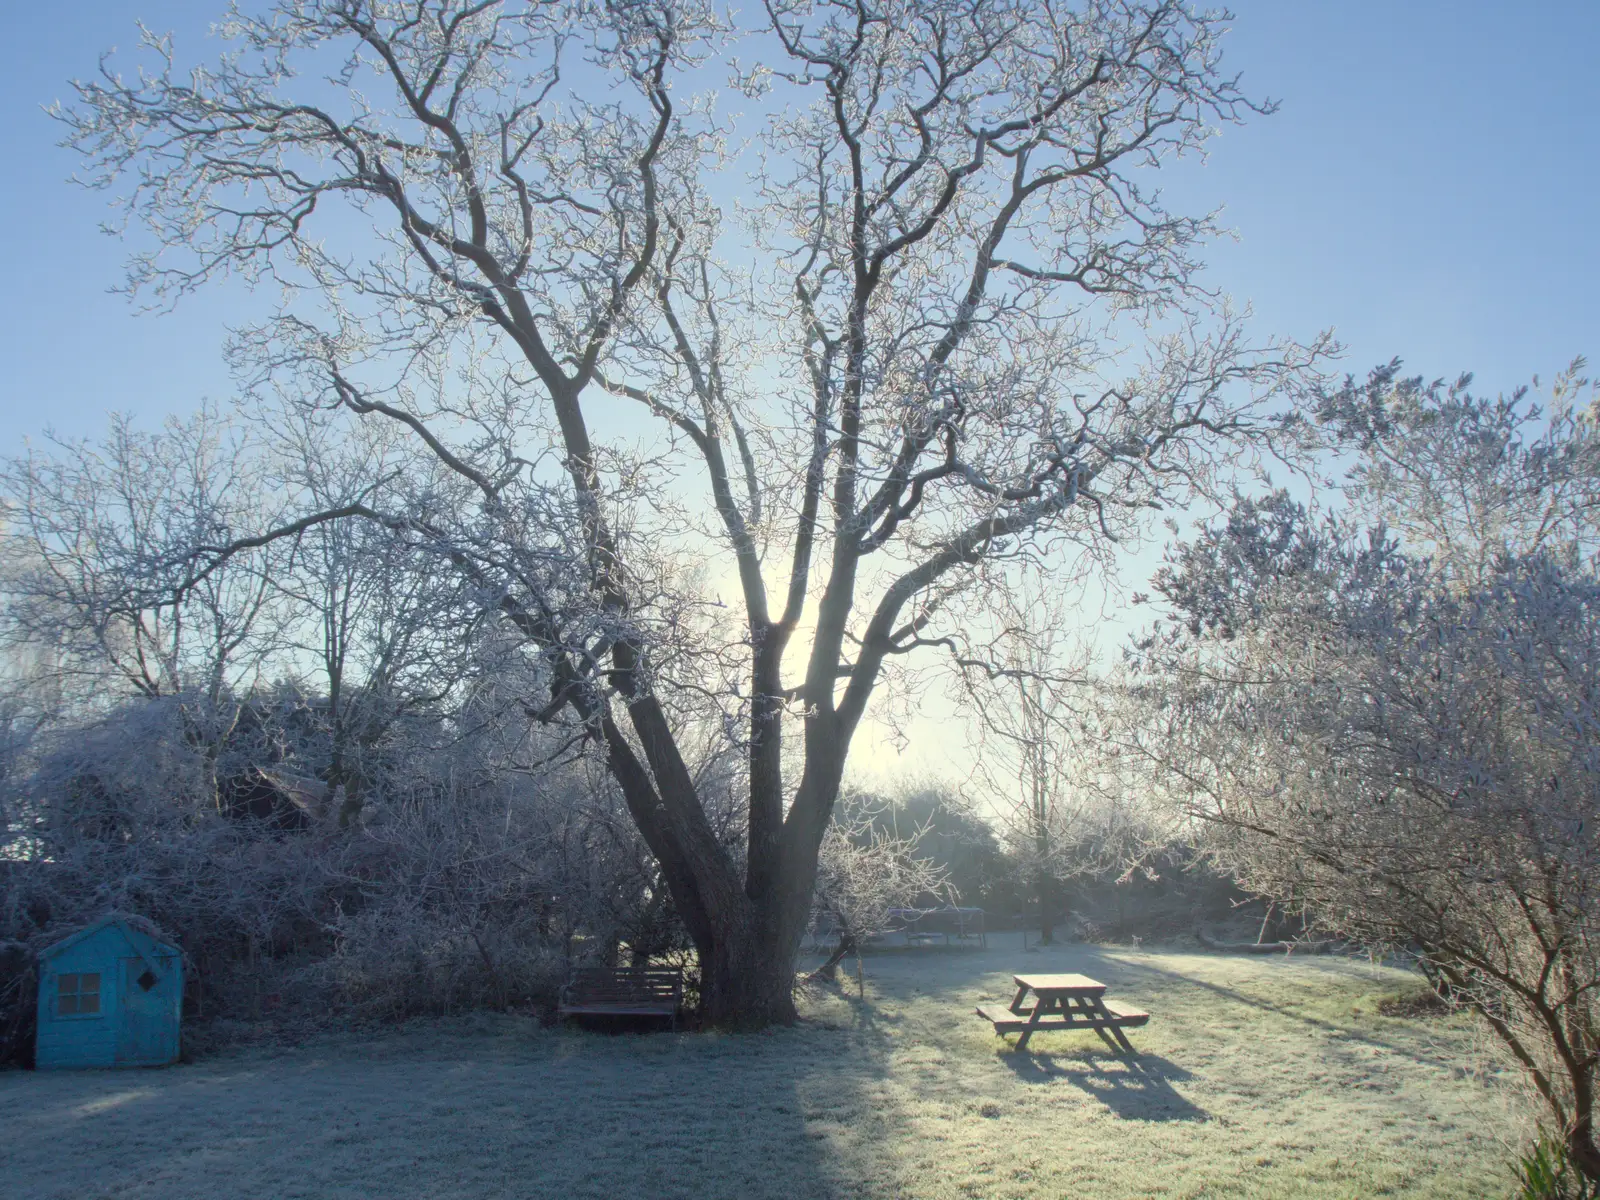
[39,914,176,960]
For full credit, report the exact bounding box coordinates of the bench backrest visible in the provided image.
[564,966,683,1004]
[886,906,985,935]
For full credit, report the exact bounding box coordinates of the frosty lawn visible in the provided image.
[1,937,1516,1199]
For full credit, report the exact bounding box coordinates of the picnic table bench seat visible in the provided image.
[974,999,1150,1032]
[558,966,683,1029]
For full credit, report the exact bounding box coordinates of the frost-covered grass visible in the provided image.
[1,935,1519,1199]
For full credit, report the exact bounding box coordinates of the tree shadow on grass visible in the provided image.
[1,1015,903,1200]
[1100,954,1457,1071]
[1001,1048,1209,1122]
[798,973,907,1029]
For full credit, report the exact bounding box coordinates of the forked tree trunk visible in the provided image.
[702,767,847,1025]
[671,691,848,1022]
[603,708,843,1028]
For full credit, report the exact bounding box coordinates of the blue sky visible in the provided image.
[1,0,1595,450]
[2,1,1595,784]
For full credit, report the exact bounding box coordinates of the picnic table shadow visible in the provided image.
[1001,1049,1209,1122]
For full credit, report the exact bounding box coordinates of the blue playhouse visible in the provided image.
[34,916,183,1069]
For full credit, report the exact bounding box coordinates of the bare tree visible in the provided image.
[1315,357,1600,581]
[59,0,1326,1024]
[1132,509,1600,1184]
[0,407,291,805]
[265,412,476,825]
[1,407,283,705]
[968,590,1092,943]
[1122,363,1600,1180]
[808,790,951,979]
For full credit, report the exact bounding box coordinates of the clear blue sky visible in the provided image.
[1,0,1596,451]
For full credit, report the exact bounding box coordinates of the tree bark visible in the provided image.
[1571,1120,1600,1187]
[1037,872,1060,945]
[809,934,857,982]
[594,695,847,1027]
[699,921,800,1027]
[1561,1003,1600,1185]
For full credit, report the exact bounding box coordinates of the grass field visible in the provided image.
[0,935,1520,1199]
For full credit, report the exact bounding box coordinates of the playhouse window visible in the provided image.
[57,972,102,1016]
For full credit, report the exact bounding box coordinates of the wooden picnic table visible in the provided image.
[974,973,1149,1052]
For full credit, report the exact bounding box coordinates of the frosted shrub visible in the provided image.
[0,693,706,1052]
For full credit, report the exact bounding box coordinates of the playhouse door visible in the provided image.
[116,956,178,1065]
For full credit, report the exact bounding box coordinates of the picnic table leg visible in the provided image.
[1008,984,1030,1014]
[1014,1003,1039,1050]
[1056,994,1105,1048]
[1090,997,1137,1054]
[1090,1018,1122,1052]
[1014,991,1057,1051]
[1058,995,1118,1053]
[1109,1023,1137,1054]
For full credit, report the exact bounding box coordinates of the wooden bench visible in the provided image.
[557,966,683,1030]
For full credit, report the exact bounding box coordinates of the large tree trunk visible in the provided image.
[693,751,845,1026]
[695,816,834,1025]
[699,920,800,1027]
[597,697,847,1028]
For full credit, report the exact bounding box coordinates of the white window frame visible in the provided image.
[53,971,104,1020]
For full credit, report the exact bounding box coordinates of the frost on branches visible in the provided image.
[1125,362,1600,1182]
[49,0,1327,1024]
[808,792,951,980]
